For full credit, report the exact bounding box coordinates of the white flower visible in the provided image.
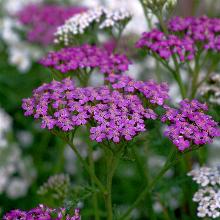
[6,178,29,199]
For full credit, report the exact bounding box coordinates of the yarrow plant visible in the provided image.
[54,6,132,46]
[3,205,81,220]
[21,57,219,219]
[188,166,220,218]
[136,16,220,98]
[4,1,219,219]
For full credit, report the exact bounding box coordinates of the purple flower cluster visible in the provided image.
[168,16,220,51]
[136,16,220,62]
[22,77,168,143]
[161,99,220,151]
[3,205,81,220]
[40,44,131,74]
[136,29,195,61]
[18,4,86,45]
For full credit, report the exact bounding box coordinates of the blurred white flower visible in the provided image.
[16,130,33,147]
[0,108,12,148]
[6,178,29,199]
[2,0,42,15]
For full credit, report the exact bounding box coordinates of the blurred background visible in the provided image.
[0,0,219,219]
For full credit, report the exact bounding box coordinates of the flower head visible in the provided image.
[161,99,220,151]
[40,44,131,74]
[136,29,195,62]
[137,16,220,62]
[22,77,168,143]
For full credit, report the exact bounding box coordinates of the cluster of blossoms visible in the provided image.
[168,16,220,51]
[136,28,195,61]
[18,4,86,45]
[54,6,132,46]
[38,173,70,200]
[188,166,220,218]
[161,99,220,151]
[22,77,168,143]
[136,16,220,62]
[40,44,131,74]
[3,205,81,220]
[188,166,220,187]
[200,74,220,105]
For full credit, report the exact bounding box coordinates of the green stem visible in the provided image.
[139,0,153,29]
[88,143,100,220]
[104,147,121,220]
[156,12,186,98]
[132,147,156,220]
[154,53,186,98]
[172,55,186,98]
[157,12,168,35]
[119,148,178,220]
[55,132,106,194]
[190,53,201,98]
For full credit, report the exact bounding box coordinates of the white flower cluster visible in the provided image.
[0,107,36,199]
[188,166,220,218]
[188,166,220,187]
[0,1,43,73]
[54,6,132,46]
[200,74,220,105]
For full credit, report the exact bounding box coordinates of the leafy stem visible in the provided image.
[87,142,100,220]
[52,130,106,194]
[118,147,198,220]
